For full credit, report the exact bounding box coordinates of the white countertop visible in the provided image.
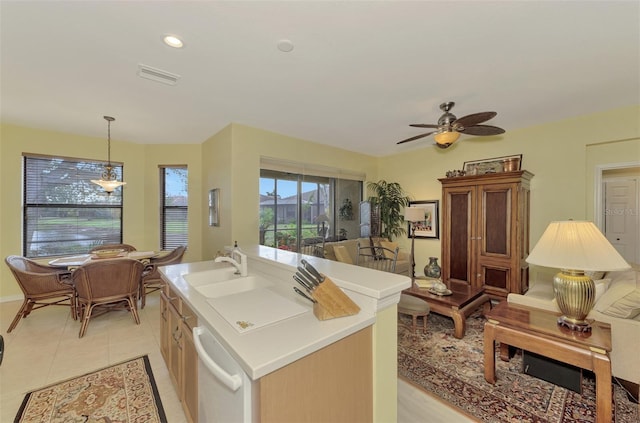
[159,245,411,380]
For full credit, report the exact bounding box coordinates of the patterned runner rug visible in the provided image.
[15,355,167,423]
[398,311,639,423]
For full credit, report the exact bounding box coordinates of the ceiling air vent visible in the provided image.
[137,64,180,86]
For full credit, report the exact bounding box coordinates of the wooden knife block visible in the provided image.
[311,276,360,320]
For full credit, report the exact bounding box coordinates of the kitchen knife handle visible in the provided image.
[293,274,313,293]
[297,266,319,287]
[301,259,325,283]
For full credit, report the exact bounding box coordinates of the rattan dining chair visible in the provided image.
[299,237,325,258]
[140,245,186,309]
[355,242,399,273]
[5,255,76,333]
[89,243,137,253]
[72,258,144,338]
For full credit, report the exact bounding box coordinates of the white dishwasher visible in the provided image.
[193,326,255,423]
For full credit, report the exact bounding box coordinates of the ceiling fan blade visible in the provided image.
[454,111,497,128]
[460,124,505,136]
[397,131,435,145]
[409,123,441,129]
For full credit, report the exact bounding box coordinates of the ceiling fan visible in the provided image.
[397,101,505,149]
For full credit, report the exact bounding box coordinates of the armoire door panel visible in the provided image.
[481,188,511,257]
[483,266,510,290]
[449,192,471,283]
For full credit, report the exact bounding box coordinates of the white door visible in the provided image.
[604,179,638,263]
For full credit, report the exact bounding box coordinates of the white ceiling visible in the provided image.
[1,1,639,157]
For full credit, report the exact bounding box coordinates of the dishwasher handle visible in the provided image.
[193,326,243,392]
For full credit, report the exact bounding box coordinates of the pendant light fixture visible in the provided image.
[91,116,126,194]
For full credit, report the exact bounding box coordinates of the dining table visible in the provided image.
[48,251,158,268]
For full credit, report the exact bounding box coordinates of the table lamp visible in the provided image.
[526,220,630,332]
[405,207,425,279]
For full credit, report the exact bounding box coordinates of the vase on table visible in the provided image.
[424,257,441,278]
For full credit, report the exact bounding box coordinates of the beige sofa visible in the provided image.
[507,266,640,396]
[323,237,410,276]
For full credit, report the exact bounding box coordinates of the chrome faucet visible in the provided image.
[214,249,248,276]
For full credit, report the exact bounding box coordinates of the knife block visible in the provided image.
[311,276,360,320]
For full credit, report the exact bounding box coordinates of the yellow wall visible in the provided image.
[379,105,640,273]
[199,123,379,260]
[1,106,639,296]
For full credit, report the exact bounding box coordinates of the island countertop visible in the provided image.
[159,245,411,380]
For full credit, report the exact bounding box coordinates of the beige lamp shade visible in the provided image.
[526,220,629,271]
[404,207,424,223]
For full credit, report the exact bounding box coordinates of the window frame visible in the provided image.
[159,165,188,250]
[22,153,124,258]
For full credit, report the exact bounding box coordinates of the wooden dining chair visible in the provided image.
[4,255,76,332]
[140,246,186,309]
[72,258,144,338]
[89,243,137,253]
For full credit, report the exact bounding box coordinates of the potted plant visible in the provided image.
[339,198,354,220]
[367,180,410,241]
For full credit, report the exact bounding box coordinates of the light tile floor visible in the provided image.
[0,294,188,423]
[0,293,472,423]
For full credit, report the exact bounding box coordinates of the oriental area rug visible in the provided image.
[398,311,639,423]
[15,355,167,423]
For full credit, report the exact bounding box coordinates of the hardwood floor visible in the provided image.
[0,293,473,422]
[398,377,476,422]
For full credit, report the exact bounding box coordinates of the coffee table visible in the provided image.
[484,302,612,423]
[404,281,491,339]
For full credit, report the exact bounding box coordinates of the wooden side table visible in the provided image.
[484,301,613,423]
[405,282,491,339]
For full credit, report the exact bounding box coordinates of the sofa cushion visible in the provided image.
[377,240,399,259]
[586,270,607,280]
[594,269,640,319]
[333,245,353,264]
[594,278,612,303]
[595,283,640,319]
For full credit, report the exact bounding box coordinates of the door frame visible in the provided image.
[594,161,640,262]
[594,161,640,228]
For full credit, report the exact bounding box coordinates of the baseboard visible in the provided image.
[0,295,23,303]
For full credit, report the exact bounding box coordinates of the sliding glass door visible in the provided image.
[259,170,361,252]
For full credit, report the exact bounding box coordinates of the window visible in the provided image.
[259,169,362,251]
[23,154,124,258]
[160,166,188,250]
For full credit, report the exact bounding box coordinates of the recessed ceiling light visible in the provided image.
[277,39,294,53]
[163,35,184,49]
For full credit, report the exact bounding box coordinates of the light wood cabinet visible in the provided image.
[258,326,372,423]
[160,285,198,423]
[160,282,373,423]
[440,170,533,300]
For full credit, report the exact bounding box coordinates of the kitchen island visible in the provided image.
[159,245,410,422]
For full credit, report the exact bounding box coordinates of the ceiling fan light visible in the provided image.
[434,130,460,145]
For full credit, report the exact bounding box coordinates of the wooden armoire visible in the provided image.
[439,170,534,300]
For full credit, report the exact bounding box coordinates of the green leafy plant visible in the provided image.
[367,180,410,241]
[339,198,354,220]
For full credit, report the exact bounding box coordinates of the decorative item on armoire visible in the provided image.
[424,257,441,278]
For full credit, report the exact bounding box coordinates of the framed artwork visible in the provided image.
[463,154,522,175]
[209,188,220,226]
[407,200,439,239]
